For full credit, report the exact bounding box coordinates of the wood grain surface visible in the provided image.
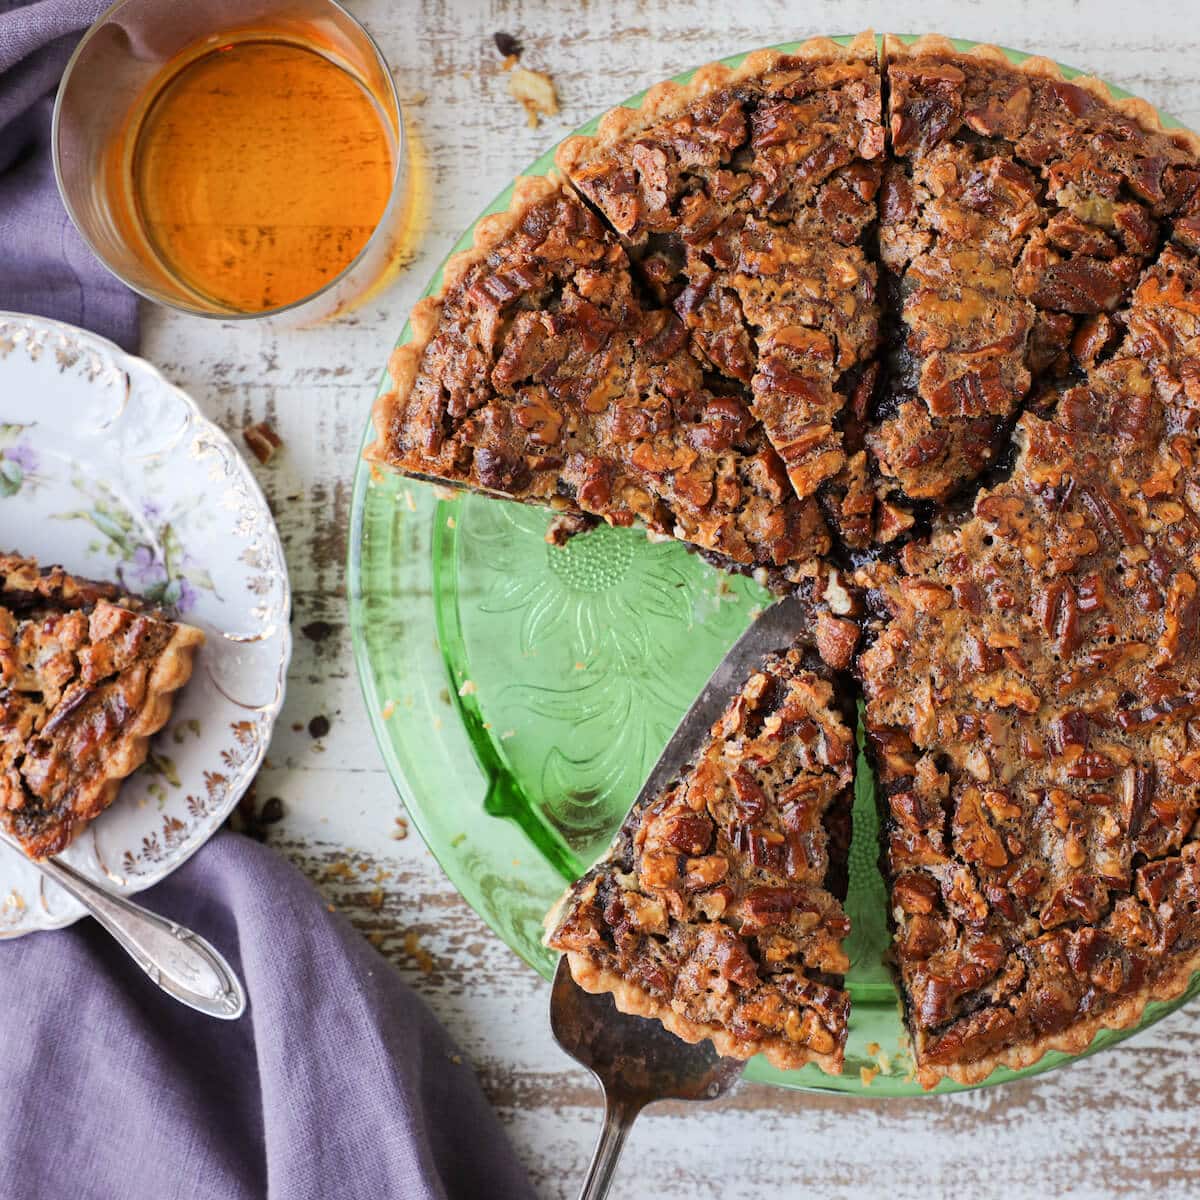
[141,2,1200,1195]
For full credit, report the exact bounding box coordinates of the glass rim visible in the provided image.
[51,0,406,322]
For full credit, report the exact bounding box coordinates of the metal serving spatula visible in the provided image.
[550,593,812,1200]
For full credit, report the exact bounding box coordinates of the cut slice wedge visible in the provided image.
[368,174,829,571]
[558,35,885,546]
[0,553,203,860]
[546,645,855,1073]
[874,34,1200,506]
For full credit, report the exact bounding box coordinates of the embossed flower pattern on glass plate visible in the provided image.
[438,495,771,871]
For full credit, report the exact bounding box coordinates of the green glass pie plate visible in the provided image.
[348,36,1200,1096]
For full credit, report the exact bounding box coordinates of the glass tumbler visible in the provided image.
[53,0,407,323]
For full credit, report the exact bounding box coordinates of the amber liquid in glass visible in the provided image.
[130,39,395,313]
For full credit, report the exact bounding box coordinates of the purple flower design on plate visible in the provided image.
[0,439,37,498]
[129,544,168,586]
[171,577,199,613]
[128,547,201,613]
[4,442,37,473]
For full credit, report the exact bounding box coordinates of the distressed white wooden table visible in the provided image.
[142,1,1200,1195]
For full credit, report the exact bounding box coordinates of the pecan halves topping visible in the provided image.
[547,648,855,1071]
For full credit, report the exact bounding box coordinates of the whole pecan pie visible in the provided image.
[0,553,203,859]
[368,32,1200,1085]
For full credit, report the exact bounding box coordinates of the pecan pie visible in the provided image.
[558,36,885,548]
[545,646,855,1071]
[368,174,829,573]
[369,32,1200,1084]
[0,553,203,859]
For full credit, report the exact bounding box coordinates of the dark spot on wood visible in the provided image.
[260,796,285,824]
[493,31,522,57]
[308,714,331,738]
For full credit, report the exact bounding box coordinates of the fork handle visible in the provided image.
[29,852,246,1020]
[578,1095,641,1200]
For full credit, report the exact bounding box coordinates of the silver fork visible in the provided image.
[1,833,245,1019]
[550,957,743,1200]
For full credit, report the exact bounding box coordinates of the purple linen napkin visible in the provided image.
[2,7,538,1197]
[0,0,137,349]
[0,831,537,1200]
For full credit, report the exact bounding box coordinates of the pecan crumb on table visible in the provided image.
[242,420,283,464]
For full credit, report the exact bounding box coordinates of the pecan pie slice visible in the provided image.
[857,243,1200,1086]
[368,175,829,572]
[546,646,855,1072]
[0,553,203,859]
[875,34,1200,507]
[557,35,885,547]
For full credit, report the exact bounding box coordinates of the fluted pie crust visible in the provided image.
[559,952,847,1075]
[368,34,1200,1088]
[369,173,564,474]
[885,34,1200,158]
[911,937,1200,1087]
[0,553,203,859]
[555,32,880,180]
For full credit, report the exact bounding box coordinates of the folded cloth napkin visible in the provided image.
[2,7,537,1197]
[0,831,537,1200]
[0,0,138,349]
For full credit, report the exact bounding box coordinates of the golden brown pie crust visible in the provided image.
[919,942,1200,1089]
[367,174,564,475]
[555,32,880,181]
[561,950,844,1076]
[884,34,1200,160]
[76,620,204,832]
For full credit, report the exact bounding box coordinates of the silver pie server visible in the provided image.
[1,832,246,1020]
[551,592,815,1199]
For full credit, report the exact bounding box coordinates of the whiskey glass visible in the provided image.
[53,0,406,323]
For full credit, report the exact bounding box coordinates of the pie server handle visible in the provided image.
[4,836,247,1020]
[577,1093,641,1200]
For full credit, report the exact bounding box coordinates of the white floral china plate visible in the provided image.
[0,313,290,936]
